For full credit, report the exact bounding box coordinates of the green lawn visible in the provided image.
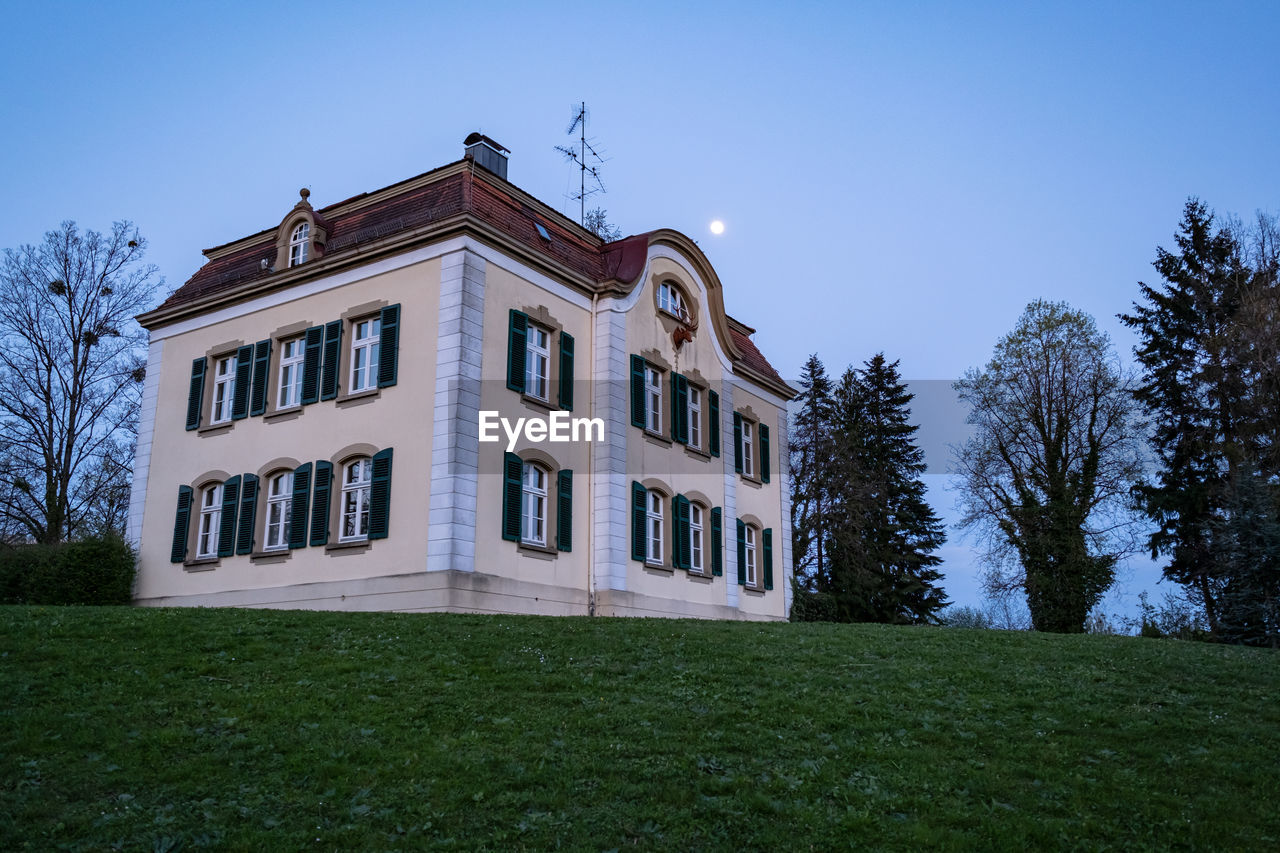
[2,606,1277,851]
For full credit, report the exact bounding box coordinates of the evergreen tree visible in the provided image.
[1119,199,1253,632]
[824,356,948,623]
[789,354,835,591]
[1209,465,1280,647]
[851,355,948,623]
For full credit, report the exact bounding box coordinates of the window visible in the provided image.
[646,491,663,564]
[277,338,304,409]
[340,458,372,542]
[688,385,702,449]
[349,317,381,393]
[658,281,688,321]
[265,472,293,551]
[743,524,757,587]
[197,483,223,558]
[689,503,704,572]
[645,366,662,432]
[211,355,236,424]
[289,222,309,267]
[525,324,550,401]
[742,419,754,478]
[521,462,547,546]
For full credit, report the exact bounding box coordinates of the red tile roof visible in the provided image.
[154,160,787,392]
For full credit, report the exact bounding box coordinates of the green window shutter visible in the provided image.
[502,452,523,541]
[733,413,744,473]
[506,310,528,393]
[300,325,323,405]
[320,319,342,401]
[631,481,647,560]
[708,390,720,457]
[760,423,771,483]
[170,485,193,563]
[217,475,241,558]
[309,460,333,546]
[235,473,258,555]
[736,519,747,586]
[674,494,691,569]
[710,507,723,576]
[630,355,646,428]
[369,448,394,540]
[231,344,253,420]
[556,469,573,551]
[558,332,574,411]
[249,339,272,416]
[763,528,774,590]
[672,374,689,443]
[377,304,400,388]
[185,358,206,431]
[288,463,312,549]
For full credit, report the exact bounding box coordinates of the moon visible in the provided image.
[709,220,725,235]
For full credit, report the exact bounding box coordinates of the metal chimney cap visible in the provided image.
[464,132,509,154]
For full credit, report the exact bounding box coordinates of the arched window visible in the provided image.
[197,483,223,558]
[521,461,548,546]
[289,222,310,267]
[340,457,372,542]
[264,471,293,551]
[658,281,688,321]
[742,523,758,587]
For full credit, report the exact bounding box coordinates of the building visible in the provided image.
[128,134,796,619]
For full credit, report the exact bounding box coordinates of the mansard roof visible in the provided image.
[141,158,790,397]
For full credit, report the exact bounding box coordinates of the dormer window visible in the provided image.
[658,281,687,320]
[289,222,310,267]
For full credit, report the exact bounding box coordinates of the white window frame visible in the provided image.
[525,324,550,401]
[277,337,304,409]
[688,385,702,450]
[265,472,293,551]
[211,355,236,424]
[742,419,754,478]
[658,281,688,321]
[744,524,758,587]
[521,462,547,546]
[349,317,381,393]
[645,365,662,433]
[646,491,664,565]
[197,483,223,558]
[340,458,372,542]
[690,503,704,573]
[289,222,309,267]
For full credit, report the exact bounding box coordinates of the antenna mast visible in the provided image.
[556,101,607,226]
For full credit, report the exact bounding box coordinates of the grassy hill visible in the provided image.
[2,606,1278,851]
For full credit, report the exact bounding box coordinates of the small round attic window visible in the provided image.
[658,281,690,322]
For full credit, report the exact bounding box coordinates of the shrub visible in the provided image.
[0,536,135,605]
[940,605,993,629]
[790,580,837,622]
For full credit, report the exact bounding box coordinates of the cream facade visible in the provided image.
[130,140,795,619]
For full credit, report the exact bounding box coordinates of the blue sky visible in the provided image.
[3,1,1278,617]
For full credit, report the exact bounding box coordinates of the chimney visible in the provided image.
[463,132,510,180]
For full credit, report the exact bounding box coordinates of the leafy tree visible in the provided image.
[0,221,159,543]
[954,300,1144,633]
[824,356,948,623]
[1119,200,1263,632]
[789,353,835,591]
[582,207,622,241]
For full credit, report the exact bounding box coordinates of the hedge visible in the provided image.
[0,536,135,605]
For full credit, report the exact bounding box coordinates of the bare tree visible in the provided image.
[953,300,1146,632]
[0,221,160,543]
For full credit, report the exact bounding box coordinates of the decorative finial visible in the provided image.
[300,188,310,200]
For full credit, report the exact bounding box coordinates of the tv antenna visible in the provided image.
[555,102,607,226]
